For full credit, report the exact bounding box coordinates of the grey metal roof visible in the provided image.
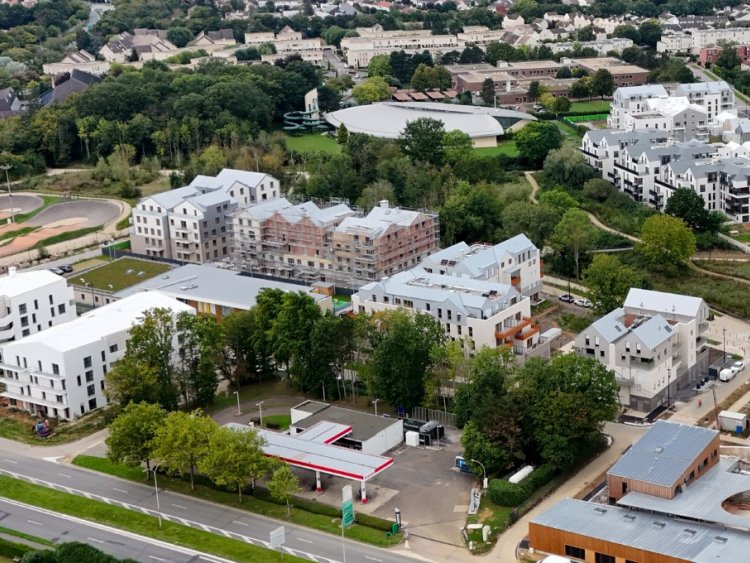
[619,458,750,532]
[625,288,706,319]
[675,81,731,94]
[608,421,718,486]
[588,307,627,344]
[532,498,750,563]
[631,314,673,350]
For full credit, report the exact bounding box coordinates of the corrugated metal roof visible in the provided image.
[532,498,750,562]
[607,421,718,486]
[296,421,352,444]
[624,288,706,319]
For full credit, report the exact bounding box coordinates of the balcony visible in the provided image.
[510,275,521,287]
[495,317,532,341]
[516,324,540,341]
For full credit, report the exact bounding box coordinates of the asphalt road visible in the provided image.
[0,450,418,563]
[0,497,230,563]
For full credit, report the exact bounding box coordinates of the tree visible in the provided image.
[174,312,222,407]
[323,25,347,47]
[577,25,595,41]
[539,92,556,111]
[584,254,644,315]
[550,208,597,279]
[167,27,193,48]
[552,95,571,113]
[368,54,392,78]
[501,201,560,248]
[590,69,615,98]
[106,402,166,470]
[440,181,506,245]
[336,123,349,145]
[543,144,596,189]
[638,215,696,269]
[621,46,643,64]
[612,24,641,44]
[352,76,390,104]
[480,77,495,106]
[568,77,591,99]
[459,45,485,64]
[638,20,663,48]
[268,464,300,516]
[399,117,445,166]
[442,129,473,164]
[538,189,578,215]
[716,43,742,77]
[271,292,322,379]
[105,356,162,407]
[665,187,713,231]
[527,80,542,101]
[198,426,269,502]
[515,121,563,167]
[556,66,573,79]
[368,310,445,411]
[152,410,217,490]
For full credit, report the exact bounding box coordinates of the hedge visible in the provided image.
[487,464,558,507]
[0,537,33,559]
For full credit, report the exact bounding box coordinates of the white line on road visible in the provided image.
[365,557,382,562]
[26,520,43,526]
[149,557,167,562]
[113,488,128,494]
[2,459,17,464]
[88,537,104,544]
[171,504,187,510]
[233,520,250,526]
[57,473,72,479]
[297,538,314,544]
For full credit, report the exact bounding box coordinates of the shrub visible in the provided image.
[524,464,557,491]
[488,478,529,506]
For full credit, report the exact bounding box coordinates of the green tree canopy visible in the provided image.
[515,121,563,168]
[351,76,391,104]
[268,464,300,516]
[399,117,446,166]
[550,208,597,279]
[665,187,717,232]
[638,214,696,269]
[105,402,166,469]
[480,77,495,106]
[583,254,644,315]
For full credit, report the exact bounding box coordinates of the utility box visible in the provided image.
[719,410,747,433]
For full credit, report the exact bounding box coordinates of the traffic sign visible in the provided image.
[270,526,285,549]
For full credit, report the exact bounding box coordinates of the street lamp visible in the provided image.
[471,459,488,490]
[143,463,162,528]
[234,391,241,416]
[373,398,379,416]
[723,327,727,363]
[0,164,12,223]
[667,368,671,409]
[256,400,264,427]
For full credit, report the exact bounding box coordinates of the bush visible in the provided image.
[523,464,557,491]
[0,537,32,559]
[488,478,529,506]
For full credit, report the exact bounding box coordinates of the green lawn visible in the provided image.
[0,408,106,445]
[262,414,291,430]
[554,120,582,138]
[13,195,61,224]
[570,100,611,113]
[465,497,513,554]
[73,456,402,547]
[33,226,101,249]
[692,260,750,281]
[0,475,305,562]
[76,257,173,291]
[285,133,341,154]
[474,141,519,157]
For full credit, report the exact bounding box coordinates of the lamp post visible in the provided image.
[667,368,671,409]
[471,459,488,491]
[234,390,241,416]
[723,327,727,363]
[321,380,326,402]
[0,164,12,223]
[143,463,162,528]
[373,398,380,417]
[256,401,264,427]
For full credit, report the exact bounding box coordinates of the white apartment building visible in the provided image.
[674,81,735,121]
[546,37,633,55]
[623,97,709,142]
[608,85,669,129]
[575,288,709,412]
[341,31,461,67]
[658,27,750,54]
[130,169,280,262]
[353,268,539,354]
[418,234,542,302]
[0,268,76,351]
[0,291,194,420]
[656,32,694,54]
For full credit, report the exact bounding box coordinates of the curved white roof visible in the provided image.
[325,102,514,139]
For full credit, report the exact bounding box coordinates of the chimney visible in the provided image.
[379,200,389,209]
[8,266,16,277]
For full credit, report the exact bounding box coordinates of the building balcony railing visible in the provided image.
[516,324,540,341]
[510,275,521,287]
[495,317,532,341]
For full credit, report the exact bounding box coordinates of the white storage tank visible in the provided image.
[509,465,534,484]
[405,431,420,447]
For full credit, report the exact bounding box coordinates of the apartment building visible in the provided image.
[341,30,461,67]
[700,44,750,66]
[608,84,669,129]
[575,288,709,412]
[580,129,669,186]
[130,169,280,262]
[660,27,750,54]
[674,81,735,121]
[623,97,709,142]
[0,291,194,420]
[99,29,178,63]
[545,37,633,55]
[231,200,439,288]
[0,268,76,353]
[419,234,542,302]
[352,269,539,353]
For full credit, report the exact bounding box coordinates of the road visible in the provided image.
[0,497,230,563]
[0,448,420,563]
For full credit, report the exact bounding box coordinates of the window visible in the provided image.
[20,316,28,327]
[83,356,92,368]
[87,384,96,397]
[33,299,38,310]
[21,329,29,337]
[76,375,81,386]
[565,546,586,559]
[18,303,26,314]
[85,371,94,383]
[101,351,106,362]
[595,554,615,563]
[88,398,97,411]
[52,363,59,375]
[58,304,66,315]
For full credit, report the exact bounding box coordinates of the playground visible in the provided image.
[0,196,121,257]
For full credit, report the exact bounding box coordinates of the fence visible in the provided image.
[564,113,609,123]
[412,406,456,428]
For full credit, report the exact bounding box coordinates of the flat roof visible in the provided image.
[292,403,400,443]
[296,421,352,444]
[532,498,750,563]
[0,269,63,298]
[115,263,328,310]
[224,423,393,481]
[293,400,329,415]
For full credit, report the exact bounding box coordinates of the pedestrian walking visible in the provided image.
[698,398,703,408]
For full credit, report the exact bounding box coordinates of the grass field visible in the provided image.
[139,176,171,197]
[76,257,172,291]
[73,456,402,547]
[474,140,519,157]
[33,226,101,249]
[285,133,341,154]
[692,260,750,281]
[554,120,582,138]
[262,414,291,430]
[0,474,305,562]
[465,497,512,554]
[570,100,611,113]
[0,408,106,445]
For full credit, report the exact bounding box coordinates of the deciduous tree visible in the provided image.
[268,465,300,516]
[550,208,597,279]
[583,254,644,315]
[399,117,445,166]
[351,76,390,104]
[515,121,563,167]
[106,402,166,470]
[638,214,696,269]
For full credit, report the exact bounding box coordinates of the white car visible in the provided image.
[574,298,592,308]
[732,361,745,375]
[558,294,575,303]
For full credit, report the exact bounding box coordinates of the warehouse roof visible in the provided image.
[608,421,717,486]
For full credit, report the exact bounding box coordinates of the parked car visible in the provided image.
[732,361,745,374]
[720,368,736,382]
[48,268,64,276]
[558,294,575,303]
[574,298,592,308]
[59,264,73,273]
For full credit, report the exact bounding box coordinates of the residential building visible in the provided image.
[0,267,76,351]
[130,169,280,262]
[608,84,669,129]
[0,87,22,119]
[190,29,236,48]
[699,44,750,66]
[623,96,709,142]
[418,234,542,302]
[575,288,709,412]
[545,37,633,55]
[38,70,101,107]
[566,57,649,87]
[231,199,439,287]
[352,268,539,353]
[42,50,110,78]
[659,27,750,54]
[674,81,735,121]
[0,291,194,420]
[99,29,178,63]
[114,263,333,319]
[341,29,461,67]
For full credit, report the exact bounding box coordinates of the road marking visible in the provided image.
[171,503,187,510]
[26,520,43,526]
[88,537,104,544]
[57,473,72,479]
[297,538,314,544]
[113,488,128,494]
[365,557,382,562]
[2,459,17,464]
[233,520,250,526]
[149,557,166,562]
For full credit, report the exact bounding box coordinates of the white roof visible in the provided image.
[216,169,272,188]
[624,288,705,318]
[325,102,506,139]
[0,269,64,298]
[2,291,193,354]
[615,84,668,99]
[645,96,706,117]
